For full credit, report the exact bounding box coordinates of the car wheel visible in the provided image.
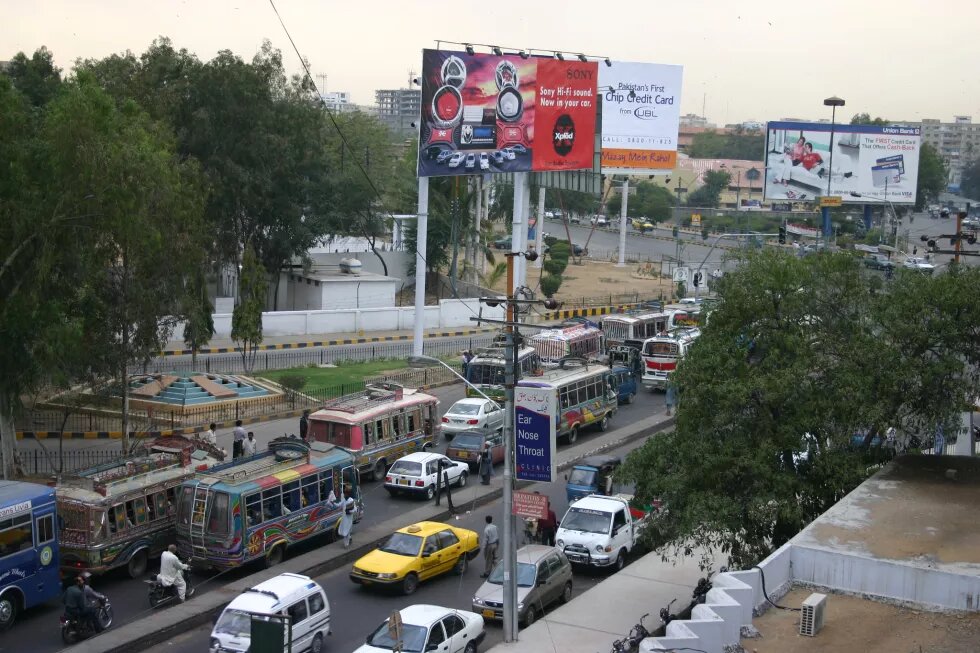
[598,415,610,432]
[310,632,324,653]
[264,544,285,568]
[0,594,17,630]
[560,580,573,604]
[567,427,579,444]
[457,471,468,488]
[464,642,478,653]
[127,549,148,579]
[454,555,468,575]
[614,549,626,571]
[626,392,635,405]
[522,605,537,627]
[402,573,419,595]
[425,485,435,501]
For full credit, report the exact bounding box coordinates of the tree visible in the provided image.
[182,267,215,369]
[850,113,890,126]
[232,246,268,373]
[606,181,675,221]
[962,156,980,200]
[6,47,63,107]
[688,129,765,160]
[915,142,947,210]
[619,250,980,569]
[687,170,731,208]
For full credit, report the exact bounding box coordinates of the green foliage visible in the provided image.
[540,273,563,298]
[543,259,565,277]
[479,262,507,289]
[231,246,268,373]
[548,241,571,268]
[962,156,980,200]
[687,170,731,208]
[619,250,980,569]
[850,113,890,126]
[275,374,307,392]
[605,181,675,222]
[688,129,765,160]
[675,281,686,299]
[6,47,62,107]
[262,359,409,389]
[182,267,215,365]
[915,143,948,211]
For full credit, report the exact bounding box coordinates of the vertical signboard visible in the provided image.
[514,386,557,482]
[599,62,683,173]
[417,49,597,177]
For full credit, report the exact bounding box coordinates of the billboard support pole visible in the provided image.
[617,178,629,266]
[822,206,832,243]
[412,177,429,357]
[534,186,546,268]
[863,204,873,232]
[512,172,529,294]
[471,177,482,283]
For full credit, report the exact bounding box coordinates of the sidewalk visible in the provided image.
[59,410,675,653]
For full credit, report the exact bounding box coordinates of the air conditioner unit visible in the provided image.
[799,592,827,636]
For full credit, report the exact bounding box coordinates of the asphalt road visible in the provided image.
[3,385,665,653]
[139,433,659,653]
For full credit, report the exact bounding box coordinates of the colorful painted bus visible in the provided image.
[601,309,672,350]
[517,358,618,445]
[641,327,701,391]
[308,383,440,481]
[465,346,541,401]
[0,481,60,629]
[528,322,605,367]
[665,304,706,331]
[56,436,223,579]
[176,438,359,571]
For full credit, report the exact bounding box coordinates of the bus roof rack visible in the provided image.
[319,382,406,413]
[557,356,591,369]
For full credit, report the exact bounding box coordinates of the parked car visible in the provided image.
[862,253,895,271]
[491,150,505,165]
[902,256,935,273]
[572,243,585,256]
[544,210,555,219]
[472,545,573,627]
[355,604,485,653]
[349,522,481,595]
[494,234,512,250]
[479,152,490,171]
[500,147,516,161]
[384,452,469,499]
[441,398,504,438]
[423,145,445,161]
[510,143,528,155]
[631,218,654,233]
[448,152,465,168]
[436,149,455,164]
[465,153,476,170]
[556,494,649,572]
[445,429,504,470]
[567,215,582,224]
[591,215,608,227]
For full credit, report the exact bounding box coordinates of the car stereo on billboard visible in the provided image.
[423,55,467,147]
[494,60,531,148]
[459,107,497,149]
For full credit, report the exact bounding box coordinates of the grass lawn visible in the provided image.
[260,359,409,391]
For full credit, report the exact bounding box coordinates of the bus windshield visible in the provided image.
[468,363,504,386]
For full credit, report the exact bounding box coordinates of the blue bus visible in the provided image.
[0,481,60,629]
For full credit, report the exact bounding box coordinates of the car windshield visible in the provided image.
[487,561,536,587]
[388,460,422,476]
[213,609,255,638]
[379,531,423,556]
[452,433,485,448]
[449,402,481,416]
[366,621,428,652]
[561,507,612,534]
[567,468,596,486]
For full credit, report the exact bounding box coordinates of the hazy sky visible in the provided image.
[5,0,978,125]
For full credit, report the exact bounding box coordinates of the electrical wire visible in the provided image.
[752,564,801,611]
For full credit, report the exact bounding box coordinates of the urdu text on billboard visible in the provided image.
[599,61,683,174]
[763,121,921,205]
[417,49,598,177]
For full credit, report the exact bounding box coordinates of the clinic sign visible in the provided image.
[599,61,684,173]
[514,386,557,482]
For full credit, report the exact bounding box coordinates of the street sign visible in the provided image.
[514,386,557,482]
[512,490,549,520]
[690,213,701,226]
[672,267,689,283]
[819,196,843,208]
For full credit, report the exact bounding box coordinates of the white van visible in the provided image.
[210,573,330,653]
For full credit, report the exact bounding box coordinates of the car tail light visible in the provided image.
[415,480,425,487]
[442,417,449,423]
[385,476,392,483]
[467,419,479,425]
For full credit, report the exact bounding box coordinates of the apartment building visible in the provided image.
[918,116,979,188]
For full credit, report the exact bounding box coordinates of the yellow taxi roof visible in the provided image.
[396,521,452,537]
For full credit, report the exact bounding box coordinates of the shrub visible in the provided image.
[540,273,563,298]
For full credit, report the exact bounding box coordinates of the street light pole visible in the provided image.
[822,96,845,246]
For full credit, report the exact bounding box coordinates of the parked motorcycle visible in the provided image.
[611,612,650,653]
[146,572,194,608]
[61,598,112,644]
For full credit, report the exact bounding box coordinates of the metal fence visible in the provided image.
[18,447,122,477]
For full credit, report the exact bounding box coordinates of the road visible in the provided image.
[140,433,658,653]
[3,385,665,653]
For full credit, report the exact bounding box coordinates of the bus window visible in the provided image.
[301,475,318,507]
[245,493,262,526]
[342,467,358,495]
[362,421,375,445]
[282,481,301,513]
[262,487,282,520]
[328,423,352,447]
[318,472,334,503]
[407,410,418,433]
[146,494,157,522]
[376,418,388,442]
[93,510,108,544]
[0,514,33,557]
[392,413,404,439]
[166,488,177,517]
[132,497,148,525]
[208,492,230,536]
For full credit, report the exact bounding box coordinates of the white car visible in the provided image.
[354,604,485,653]
[448,152,465,169]
[479,152,490,170]
[385,452,469,499]
[465,153,476,170]
[902,256,935,273]
[501,147,516,161]
[591,215,608,227]
[441,398,504,438]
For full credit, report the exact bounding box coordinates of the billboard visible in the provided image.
[599,61,683,173]
[514,386,557,483]
[417,49,598,177]
[763,121,921,205]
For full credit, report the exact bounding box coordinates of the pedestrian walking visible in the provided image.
[481,515,499,578]
[537,495,558,547]
[243,431,257,457]
[330,485,356,548]
[434,459,455,514]
[299,409,310,442]
[232,420,246,458]
[665,382,677,417]
[478,442,493,485]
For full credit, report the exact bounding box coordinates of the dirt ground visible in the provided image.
[490,259,676,303]
[743,588,980,653]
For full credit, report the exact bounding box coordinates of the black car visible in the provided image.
[862,254,895,271]
[423,145,445,160]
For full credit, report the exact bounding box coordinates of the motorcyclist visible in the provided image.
[79,571,106,605]
[63,574,100,633]
[158,544,194,602]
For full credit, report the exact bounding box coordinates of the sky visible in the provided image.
[5,0,979,125]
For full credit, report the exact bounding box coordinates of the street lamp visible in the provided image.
[823,96,845,243]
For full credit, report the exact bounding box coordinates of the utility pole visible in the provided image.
[617,178,629,267]
[501,254,519,641]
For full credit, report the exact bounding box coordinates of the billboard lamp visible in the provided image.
[492,46,503,56]
[519,50,529,59]
[555,52,564,61]
[577,54,588,62]
[465,43,475,55]
[604,57,612,67]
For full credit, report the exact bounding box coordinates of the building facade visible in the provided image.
[375,88,421,136]
[918,116,979,190]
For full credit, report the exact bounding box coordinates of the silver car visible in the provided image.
[471,545,573,627]
[441,398,504,439]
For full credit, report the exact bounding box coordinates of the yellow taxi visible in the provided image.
[631,218,654,233]
[349,521,481,595]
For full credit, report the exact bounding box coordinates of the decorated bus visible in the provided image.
[528,322,605,367]
[517,358,618,445]
[641,327,701,391]
[56,435,223,579]
[465,345,541,401]
[308,383,439,481]
[176,437,359,570]
[601,308,672,350]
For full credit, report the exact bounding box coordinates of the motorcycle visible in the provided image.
[61,598,112,644]
[146,571,194,608]
[610,613,650,653]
